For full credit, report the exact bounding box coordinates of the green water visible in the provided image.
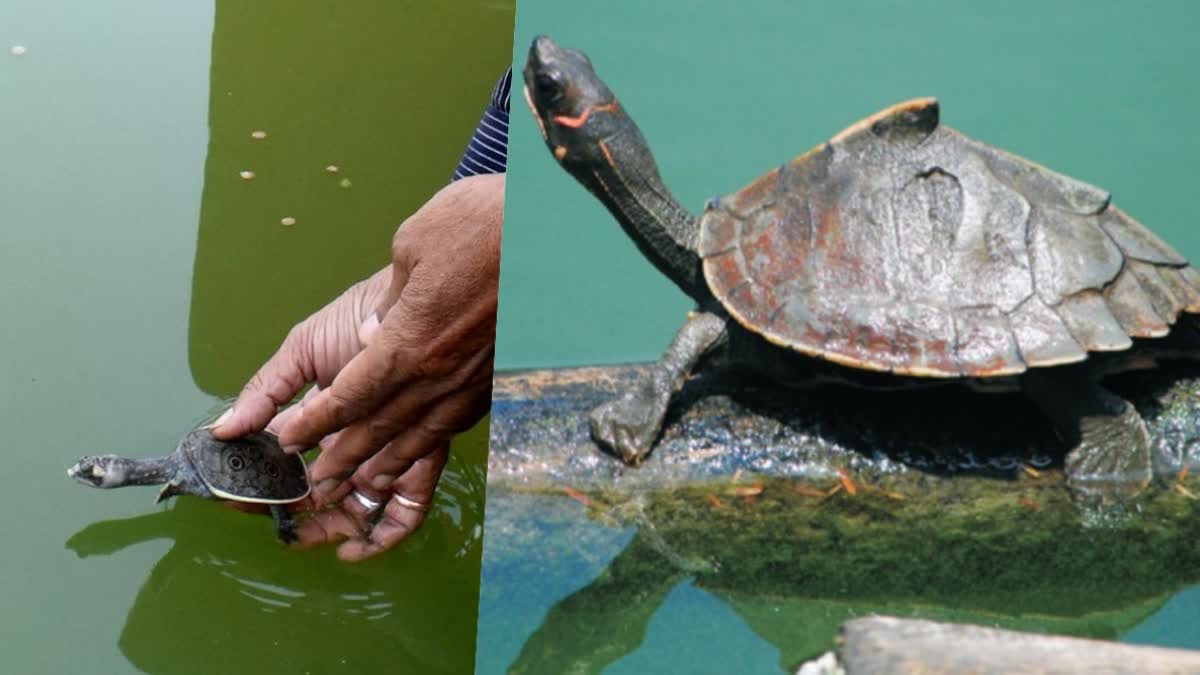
[483,0,1200,672]
[0,1,512,673]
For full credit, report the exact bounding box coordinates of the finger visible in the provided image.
[291,507,366,550]
[289,348,491,481]
[304,414,416,504]
[336,447,448,562]
[278,268,493,450]
[291,479,390,550]
[349,426,440,491]
[285,378,436,474]
[304,382,483,502]
[264,385,322,436]
[213,328,314,441]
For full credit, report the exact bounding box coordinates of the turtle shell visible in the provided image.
[181,429,309,503]
[698,98,1200,377]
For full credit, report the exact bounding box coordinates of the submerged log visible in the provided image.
[826,616,1200,674]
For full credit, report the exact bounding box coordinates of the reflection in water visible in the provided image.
[68,447,487,675]
[487,474,1200,674]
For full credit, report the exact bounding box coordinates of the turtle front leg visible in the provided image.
[1022,369,1152,502]
[590,311,728,464]
[270,504,299,544]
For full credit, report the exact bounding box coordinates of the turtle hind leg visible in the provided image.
[269,504,299,544]
[1022,368,1152,503]
[590,311,728,464]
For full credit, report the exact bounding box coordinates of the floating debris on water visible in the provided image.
[10,45,26,56]
[324,165,339,173]
[251,130,267,140]
[339,178,352,189]
[239,170,256,180]
[280,217,296,227]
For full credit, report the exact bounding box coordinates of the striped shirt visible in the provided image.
[451,68,512,181]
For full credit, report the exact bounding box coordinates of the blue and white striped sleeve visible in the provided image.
[451,67,512,181]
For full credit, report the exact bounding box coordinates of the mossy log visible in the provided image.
[486,363,1200,673]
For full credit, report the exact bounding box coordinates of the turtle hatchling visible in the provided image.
[68,428,309,542]
[524,36,1200,500]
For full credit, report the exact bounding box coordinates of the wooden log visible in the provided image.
[833,616,1200,674]
[489,363,1200,490]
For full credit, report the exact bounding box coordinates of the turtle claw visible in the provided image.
[1064,400,1153,503]
[589,391,666,465]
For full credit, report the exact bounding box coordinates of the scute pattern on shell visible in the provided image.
[181,429,308,502]
[699,98,1200,378]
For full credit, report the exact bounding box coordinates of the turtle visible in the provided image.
[68,428,310,543]
[522,35,1200,500]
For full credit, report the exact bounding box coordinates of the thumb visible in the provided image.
[212,328,313,441]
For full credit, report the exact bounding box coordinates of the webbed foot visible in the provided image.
[270,504,299,545]
[1023,369,1152,504]
[1064,399,1152,502]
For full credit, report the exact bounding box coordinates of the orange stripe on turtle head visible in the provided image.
[598,139,615,168]
[552,101,619,128]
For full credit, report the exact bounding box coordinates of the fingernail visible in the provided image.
[358,312,381,345]
[315,478,340,495]
[213,408,233,429]
[370,474,396,491]
[283,444,307,454]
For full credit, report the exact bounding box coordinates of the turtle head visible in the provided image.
[523,36,705,299]
[67,455,132,489]
[523,36,623,169]
[67,453,182,492]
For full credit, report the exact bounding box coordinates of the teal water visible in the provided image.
[482,1,1200,672]
[0,1,512,673]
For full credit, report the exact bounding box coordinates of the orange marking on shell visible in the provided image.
[838,469,858,496]
[552,101,619,128]
[828,97,939,145]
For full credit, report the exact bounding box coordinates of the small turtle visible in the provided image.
[523,36,1200,500]
[68,428,309,543]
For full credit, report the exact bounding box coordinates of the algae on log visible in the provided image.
[487,364,1200,674]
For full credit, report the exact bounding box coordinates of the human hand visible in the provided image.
[214,172,504,560]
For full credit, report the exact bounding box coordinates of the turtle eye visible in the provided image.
[227,454,245,471]
[534,74,563,104]
[264,462,280,479]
